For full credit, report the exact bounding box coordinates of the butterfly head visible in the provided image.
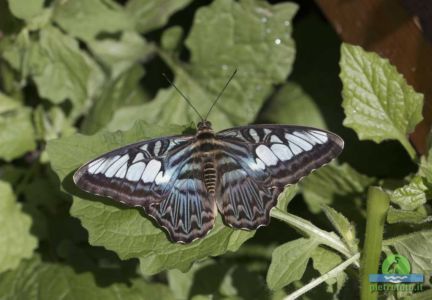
[197,120,212,130]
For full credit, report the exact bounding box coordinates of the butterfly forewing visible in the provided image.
[73,134,217,243]
[216,125,344,229]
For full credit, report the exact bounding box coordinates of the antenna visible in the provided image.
[204,69,237,120]
[162,73,204,121]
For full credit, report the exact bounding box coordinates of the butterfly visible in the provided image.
[73,71,344,243]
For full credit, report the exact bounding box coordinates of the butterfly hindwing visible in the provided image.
[147,156,216,243]
[215,152,278,229]
[216,125,344,228]
[73,135,216,243]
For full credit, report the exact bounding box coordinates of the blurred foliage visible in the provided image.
[0,0,430,299]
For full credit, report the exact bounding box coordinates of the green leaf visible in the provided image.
[0,108,36,161]
[53,0,134,42]
[276,184,298,211]
[311,247,347,294]
[387,206,430,224]
[88,31,153,78]
[384,230,432,274]
[0,92,21,113]
[82,65,147,134]
[218,266,269,299]
[321,205,358,253]
[33,106,76,142]
[266,237,319,290]
[340,43,423,159]
[259,82,327,129]
[32,26,104,118]
[161,26,184,52]
[0,256,175,299]
[47,121,254,275]
[107,0,297,132]
[419,146,432,187]
[168,260,269,299]
[2,26,105,119]
[126,0,193,33]
[390,176,428,210]
[7,0,44,20]
[0,181,37,274]
[301,163,375,213]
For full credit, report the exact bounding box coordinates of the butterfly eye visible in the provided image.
[198,121,212,129]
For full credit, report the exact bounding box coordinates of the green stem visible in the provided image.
[271,208,359,267]
[285,252,361,300]
[399,136,417,161]
[360,186,390,300]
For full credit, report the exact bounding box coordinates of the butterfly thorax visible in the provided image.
[195,122,217,195]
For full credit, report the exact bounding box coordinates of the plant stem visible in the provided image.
[399,136,417,161]
[270,208,359,267]
[360,186,390,300]
[284,252,361,300]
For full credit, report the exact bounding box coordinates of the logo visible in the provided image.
[369,254,424,292]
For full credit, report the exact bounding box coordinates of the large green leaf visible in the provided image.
[384,230,432,274]
[301,163,375,213]
[311,247,347,294]
[82,65,147,134]
[390,176,428,211]
[2,26,105,119]
[0,181,37,274]
[88,32,153,79]
[387,206,430,224]
[340,44,423,159]
[126,0,193,33]
[259,82,327,129]
[0,92,21,113]
[53,0,134,42]
[47,121,254,275]
[167,260,269,299]
[0,256,175,300]
[107,0,297,132]
[321,205,358,253]
[7,0,44,20]
[0,107,35,161]
[266,237,319,290]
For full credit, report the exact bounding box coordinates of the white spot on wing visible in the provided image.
[140,144,148,151]
[289,142,302,155]
[142,160,162,183]
[263,129,271,135]
[155,170,171,185]
[105,155,129,178]
[249,128,260,143]
[303,131,323,144]
[126,162,146,182]
[270,135,283,143]
[115,163,128,178]
[133,152,144,163]
[256,145,278,166]
[222,169,247,182]
[88,158,104,174]
[153,141,162,155]
[271,144,293,161]
[286,134,313,150]
[249,158,265,170]
[95,156,120,174]
[293,131,316,145]
[310,130,328,143]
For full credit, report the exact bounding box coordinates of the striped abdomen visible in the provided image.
[203,158,216,195]
[195,128,217,195]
